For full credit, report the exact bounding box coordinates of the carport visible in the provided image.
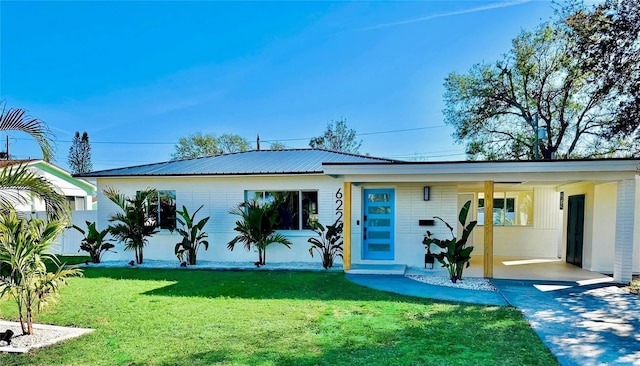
[324,159,639,283]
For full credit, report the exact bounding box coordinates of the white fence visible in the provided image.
[21,210,98,255]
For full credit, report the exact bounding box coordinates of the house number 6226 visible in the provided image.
[335,188,343,223]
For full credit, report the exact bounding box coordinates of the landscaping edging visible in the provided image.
[0,320,94,353]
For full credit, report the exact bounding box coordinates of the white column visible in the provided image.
[614,179,636,283]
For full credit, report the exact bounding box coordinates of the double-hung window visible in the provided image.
[246,190,318,230]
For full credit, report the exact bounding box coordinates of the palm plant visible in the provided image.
[104,187,158,264]
[0,105,68,220]
[308,218,343,269]
[228,199,291,266]
[174,205,210,265]
[73,221,115,263]
[423,200,477,283]
[0,210,82,335]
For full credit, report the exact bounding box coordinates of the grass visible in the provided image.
[0,268,557,366]
[44,255,92,271]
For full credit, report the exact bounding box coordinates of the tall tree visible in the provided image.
[0,104,67,219]
[309,119,362,154]
[171,132,251,160]
[68,131,92,174]
[443,1,640,160]
[565,0,640,139]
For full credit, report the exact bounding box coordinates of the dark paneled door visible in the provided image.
[566,195,585,267]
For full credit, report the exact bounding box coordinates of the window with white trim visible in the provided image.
[65,196,86,211]
[246,190,318,230]
[478,191,533,226]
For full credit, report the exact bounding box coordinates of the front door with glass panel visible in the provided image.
[363,189,394,260]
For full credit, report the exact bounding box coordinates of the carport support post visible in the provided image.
[483,181,494,278]
[343,182,352,271]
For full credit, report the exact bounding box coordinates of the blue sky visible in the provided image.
[1,1,558,171]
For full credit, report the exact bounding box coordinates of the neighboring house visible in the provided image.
[0,159,96,211]
[78,149,640,283]
[0,160,97,255]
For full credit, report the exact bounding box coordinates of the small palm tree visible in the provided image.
[104,187,159,264]
[0,104,67,220]
[228,199,291,266]
[0,210,82,335]
[174,205,210,265]
[307,218,343,269]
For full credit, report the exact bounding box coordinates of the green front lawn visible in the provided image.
[0,268,557,366]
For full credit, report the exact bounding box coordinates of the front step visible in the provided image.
[346,263,407,275]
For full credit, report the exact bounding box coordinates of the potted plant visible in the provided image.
[422,200,477,283]
[422,234,436,269]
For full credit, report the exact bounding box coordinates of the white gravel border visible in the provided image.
[405,274,498,292]
[79,259,342,272]
[0,320,93,354]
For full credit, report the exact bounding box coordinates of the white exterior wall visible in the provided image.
[96,175,344,263]
[11,166,93,212]
[350,183,457,268]
[20,210,97,255]
[591,183,617,273]
[473,187,561,258]
[635,178,640,274]
[615,179,636,282]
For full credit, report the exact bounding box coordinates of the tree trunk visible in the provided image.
[136,247,144,264]
[19,312,27,335]
[26,306,33,335]
[189,248,196,265]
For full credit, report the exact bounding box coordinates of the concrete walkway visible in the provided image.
[346,274,640,366]
[345,274,508,305]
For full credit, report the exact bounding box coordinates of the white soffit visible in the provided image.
[322,160,640,183]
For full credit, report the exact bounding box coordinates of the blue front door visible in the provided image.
[363,189,394,260]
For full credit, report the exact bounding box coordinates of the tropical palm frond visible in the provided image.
[0,164,69,221]
[265,232,292,248]
[102,187,158,264]
[0,210,81,334]
[0,104,55,162]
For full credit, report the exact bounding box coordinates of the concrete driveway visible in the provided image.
[492,279,640,366]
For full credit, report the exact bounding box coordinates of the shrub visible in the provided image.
[73,221,115,263]
[423,200,476,283]
[174,205,210,265]
[308,218,343,269]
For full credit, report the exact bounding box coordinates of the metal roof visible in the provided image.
[77,149,396,177]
